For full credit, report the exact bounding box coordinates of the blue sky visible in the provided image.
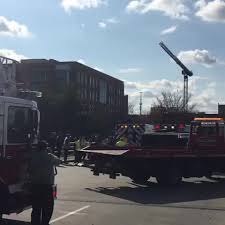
[0,0,225,113]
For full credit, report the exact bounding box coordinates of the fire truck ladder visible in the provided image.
[159,42,193,112]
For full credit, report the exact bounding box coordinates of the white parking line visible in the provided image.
[50,205,90,224]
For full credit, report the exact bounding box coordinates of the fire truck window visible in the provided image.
[7,106,30,143]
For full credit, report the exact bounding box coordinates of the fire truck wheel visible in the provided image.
[156,167,182,185]
[130,174,150,184]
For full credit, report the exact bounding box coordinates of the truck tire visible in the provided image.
[156,167,182,185]
[130,174,150,184]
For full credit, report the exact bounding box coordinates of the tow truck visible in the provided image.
[80,118,225,185]
[0,56,40,220]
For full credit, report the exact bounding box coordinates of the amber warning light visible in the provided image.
[194,118,224,121]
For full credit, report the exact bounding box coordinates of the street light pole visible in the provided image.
[140,92,143,116]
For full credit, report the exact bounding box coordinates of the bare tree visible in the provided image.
[152,91,196,113]
[128,102,135,114]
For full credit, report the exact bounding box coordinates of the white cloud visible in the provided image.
[160,25,177,35]
[0,16,32,38]
[177,49,218,67]
[194,0,206,9]
[126,0,189,20]
[77,59,86,64]
[190,81,218,113]
[61,0,106,12]
[195,0,225,23]
[98,18,119,28]
[105,17,119,24]
[124,77,220,113]
[119,68,142,74]
[81,23,85,28]
[125,79,185,94]
[98,22,107,28]
[0,49,27,61]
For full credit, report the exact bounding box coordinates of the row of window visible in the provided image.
[77,72,124,96]
[80,88,124,106]
[77,72,99,89]
[30,70,124,96]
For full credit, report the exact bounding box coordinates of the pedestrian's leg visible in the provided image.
[56,148,61,158]
[31,206,41,225]
[41,187,54,225]
[31,186,42,225]
[64,149,68,163]
[74,150,77,164]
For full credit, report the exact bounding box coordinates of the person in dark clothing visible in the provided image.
[48,132,57,154]
[30,140,61,225]
[63,135,71,163]
[56,133,63,158]
[73,138,82,164]
[31,185,54,225]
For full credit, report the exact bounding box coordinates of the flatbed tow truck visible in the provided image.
[80,118,225,185]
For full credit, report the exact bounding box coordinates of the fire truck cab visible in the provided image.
[0,96,39,218]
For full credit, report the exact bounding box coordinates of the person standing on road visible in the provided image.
[56,132,64,158]
[63,134,71,164]
[74,138,82,165]
[29,141,61,225]
[48,132,57,154]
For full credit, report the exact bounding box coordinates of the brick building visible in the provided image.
[16,59,128,134]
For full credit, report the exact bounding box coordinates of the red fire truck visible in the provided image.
[0,96,39,219]
[80,118,225,185]
[0,56,41,220]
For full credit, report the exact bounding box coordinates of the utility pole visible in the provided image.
[139,92,143,115]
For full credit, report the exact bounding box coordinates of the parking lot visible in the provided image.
[3,165,225,225]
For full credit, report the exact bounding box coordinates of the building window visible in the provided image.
[31,71,47,82]
[99,79,107,104]
[96,91,98,102]
[55,70,68,89]
[76,72,80,83]
[80,73,84,85]
[89,76,92,88]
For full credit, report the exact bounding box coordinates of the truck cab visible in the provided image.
[0,96,39,217]
[190,118,225,151]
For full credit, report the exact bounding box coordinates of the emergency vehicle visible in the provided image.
[0,97,39,218]
[80,118,225,185]
[0,56,40,220]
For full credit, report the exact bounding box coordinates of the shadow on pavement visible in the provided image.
[86,177,225,205]
[2,219,30,224]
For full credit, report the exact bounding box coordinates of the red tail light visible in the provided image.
[52,185,57,199]
[154,124,161,130]
[179,124,185,129]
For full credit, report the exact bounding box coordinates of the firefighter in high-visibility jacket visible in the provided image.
[115,137,128,147]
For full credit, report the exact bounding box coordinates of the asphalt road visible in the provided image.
[4,164,225,225]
